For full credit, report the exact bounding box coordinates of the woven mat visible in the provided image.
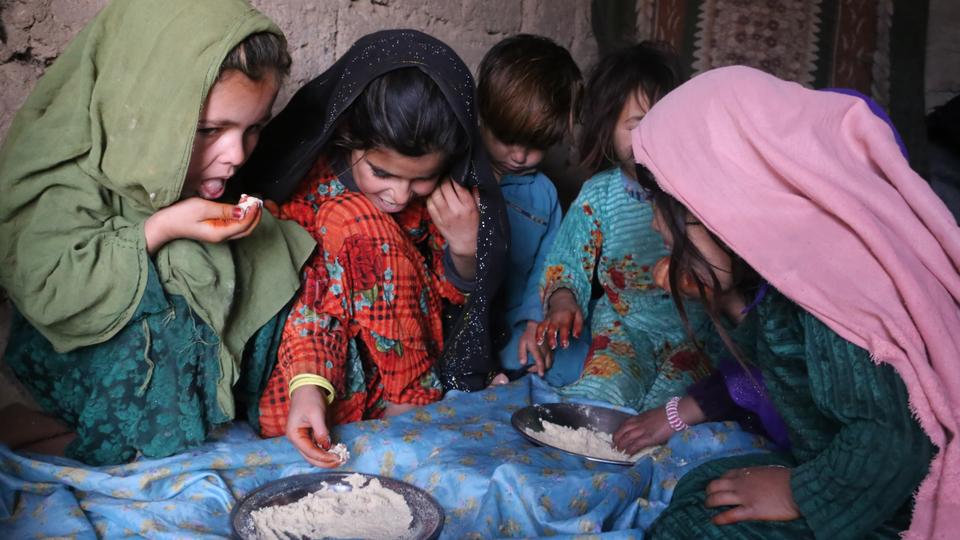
[634,0,929,170]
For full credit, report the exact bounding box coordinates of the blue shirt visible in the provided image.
[500,171,562,325]
[497,171,562,370]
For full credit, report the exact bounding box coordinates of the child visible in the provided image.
[0,0,315,465]
[621,66,955,539]
[535,42,712,410]
[476,34,584,386]
[234,30,509,468]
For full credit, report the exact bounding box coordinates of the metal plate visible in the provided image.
[231,471,444,540]
[511,402,635,465]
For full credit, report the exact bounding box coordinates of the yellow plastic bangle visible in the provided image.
[288,373,335,404]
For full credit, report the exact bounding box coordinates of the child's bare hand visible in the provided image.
[185,198,262,242]
[652,256,714,299]
[612,407,673,454]
[426,180,479,258]
[518,320,552,376]
[286,385,342,468]
[536,289,583,350]
[705,467,801,525]
[145,197,261,254]
[615,396,705,454]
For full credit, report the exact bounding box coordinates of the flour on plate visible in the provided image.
[524,419,658,462]
[251,473,413,540]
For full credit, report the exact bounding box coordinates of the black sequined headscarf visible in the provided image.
[235,29,509,391]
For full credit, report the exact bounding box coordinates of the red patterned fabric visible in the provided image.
[258,159,465,436]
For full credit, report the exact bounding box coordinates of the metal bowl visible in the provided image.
[231,471,444,540]
[511,402,636,465]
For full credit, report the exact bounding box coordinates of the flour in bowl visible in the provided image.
[251,473,413,540]
[524,419,658,462]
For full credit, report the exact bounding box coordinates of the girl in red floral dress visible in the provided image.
[235,30,509,467]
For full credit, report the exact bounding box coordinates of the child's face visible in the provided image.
[651,202,734,291]
[182,69,279,200]
[350,147,445,213]
[480,125,544,179]
[613,89,651,178]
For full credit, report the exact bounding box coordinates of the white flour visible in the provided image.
[251,473,413,540]
[237,193,263,218]
[525,419,658,462]
[330,443,350,464]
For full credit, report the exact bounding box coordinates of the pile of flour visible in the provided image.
[525,419,658,462]
[251,473,413,540]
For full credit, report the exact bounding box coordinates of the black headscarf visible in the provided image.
[236,29,508,391]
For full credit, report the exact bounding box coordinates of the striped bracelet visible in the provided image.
[665,396,688,432]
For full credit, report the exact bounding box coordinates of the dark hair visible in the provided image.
[332,67,468,163]
[928,94,960,155]
[579,41,685,174]
[219,31,292,81]
[635,164,761,366]
[477,34,583,149]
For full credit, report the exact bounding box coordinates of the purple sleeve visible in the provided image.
[686,369,770,440]
[686,370,739,422]
[822,87,909,159]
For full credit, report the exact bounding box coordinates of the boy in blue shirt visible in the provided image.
[478,34,586,386]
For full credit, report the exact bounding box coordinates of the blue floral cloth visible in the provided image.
[0,376,769,539]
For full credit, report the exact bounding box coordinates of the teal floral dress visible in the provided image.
[5,264,285,465]
[540,168,712,411]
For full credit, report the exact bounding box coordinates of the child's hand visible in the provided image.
[536,288,584,350]
[612,407,674,454]
[652,256,714,299]
[614,395,706,453]
[144,197,261,254]
[426,180,479,259]
[286,385,343,468]
[518,320,552,376]
[705,467,801,525]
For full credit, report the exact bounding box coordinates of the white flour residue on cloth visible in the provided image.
[251,473,413,540]
[525,419,658,462]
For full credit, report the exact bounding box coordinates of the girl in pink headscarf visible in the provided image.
[616,65,960,540]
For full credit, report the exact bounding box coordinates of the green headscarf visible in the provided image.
[0,0,315,417]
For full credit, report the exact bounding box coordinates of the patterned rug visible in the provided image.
[634,0,929,170]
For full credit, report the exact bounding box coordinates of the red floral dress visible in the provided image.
[258,160,465,436]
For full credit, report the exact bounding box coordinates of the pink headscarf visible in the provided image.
[632,65,960,539]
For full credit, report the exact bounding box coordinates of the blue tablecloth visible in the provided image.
[0,376,769,538]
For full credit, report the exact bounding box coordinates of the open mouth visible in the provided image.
[199,178,226,200]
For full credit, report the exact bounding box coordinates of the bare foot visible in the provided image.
[18,432,77,456]
[488,373,510,387]
[0,403,75,456]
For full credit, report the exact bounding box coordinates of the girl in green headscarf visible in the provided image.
[0,0,315,465]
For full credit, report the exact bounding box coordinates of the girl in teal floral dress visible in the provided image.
[535,42,712,411]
